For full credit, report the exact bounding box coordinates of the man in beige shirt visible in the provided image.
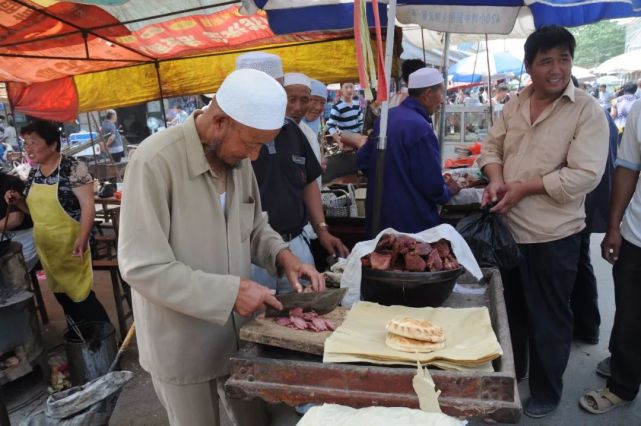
[478,26,608,418]
[118,69,324,426]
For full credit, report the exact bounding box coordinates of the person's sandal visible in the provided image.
[579,388,631,414]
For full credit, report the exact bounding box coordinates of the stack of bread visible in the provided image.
[385,317,446,353]
[323,302,502,371]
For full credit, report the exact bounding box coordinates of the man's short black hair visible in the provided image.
[498,85,509,92]
[524,26,575,66]
[21,120,61,152]
[401,59,426,84]
[623,82,637,95]
[408,83,442,98]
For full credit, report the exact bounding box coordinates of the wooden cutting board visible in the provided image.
[240,307,348,356]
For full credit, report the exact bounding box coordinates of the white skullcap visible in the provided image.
[310,80,328,99]
[408,67,444,89]
[283,73,311,89]
[235,51,283,79]
[216,69,286,131]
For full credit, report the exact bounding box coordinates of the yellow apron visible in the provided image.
[26,167,92,302]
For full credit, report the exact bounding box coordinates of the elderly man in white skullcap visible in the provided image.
[241,56,349,293]
[119,69,324,426]
[357,67,461,235]
[236,51,284,82]
[303,79,328,135]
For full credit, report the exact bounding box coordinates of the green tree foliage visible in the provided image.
[570,21,626,68]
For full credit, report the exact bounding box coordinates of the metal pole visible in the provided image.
[438,32,450,152]
[86,112,98,171]
[420,28,426,64]
[485,34,494,126]
[154,61,168,127]
[371,0,397,236]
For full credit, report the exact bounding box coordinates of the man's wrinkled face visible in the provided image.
[341,83,354,100]
[208,118,279,167]
[526,47,572,99]
[421,84,445,115]
[285,84,311,124]
[305,96,326,122]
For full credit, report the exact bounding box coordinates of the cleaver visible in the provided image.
[264,287,347,318]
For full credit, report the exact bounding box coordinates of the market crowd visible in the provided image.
[3,23,641,426]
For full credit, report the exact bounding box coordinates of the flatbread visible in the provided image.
[386,317,445,343]
[385,333,446,353]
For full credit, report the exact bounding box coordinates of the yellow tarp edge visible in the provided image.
[76,38,363,113]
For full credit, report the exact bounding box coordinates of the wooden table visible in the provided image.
[226,269,522,423]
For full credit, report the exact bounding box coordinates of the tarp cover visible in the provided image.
[0,2,365,120]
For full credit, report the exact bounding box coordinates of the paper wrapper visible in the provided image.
[323,302,502,369]
[297,404,467,426]
[340,224,483,307]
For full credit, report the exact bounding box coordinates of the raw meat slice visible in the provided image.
[323,318,336,331]
[289,307,304,318]
[404,252,427,272]
[302,311,319,320]
[443,254,460,270]
[311,317,328,331]
[376,234,396,250]
[370,252,392,271]
[414,243,432,256]
[426,249,443,271]
[275,317,291,326]
[289,316,308,330]
[433,240,451,257]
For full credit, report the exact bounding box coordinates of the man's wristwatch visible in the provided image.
[315,222,329,233]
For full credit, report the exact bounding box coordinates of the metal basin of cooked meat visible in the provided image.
[360,234,464,307]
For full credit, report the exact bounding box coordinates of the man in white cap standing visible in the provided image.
[236,51,284,83]
[247,64,349,293]
[357,67,460,235]
[118,69,325,426]
[303,79,328,136]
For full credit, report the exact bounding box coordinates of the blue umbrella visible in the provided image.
[449,51,524,83]
[245,1,641,34]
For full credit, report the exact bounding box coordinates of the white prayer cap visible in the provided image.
[310,79,328,99]
[283,73,311,89]
[216,69,286,131]
[408,67,444,89]
[235,51,283,79]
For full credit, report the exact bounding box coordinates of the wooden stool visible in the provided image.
[28,262,49,325]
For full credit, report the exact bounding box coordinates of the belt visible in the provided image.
[280,231,302,242]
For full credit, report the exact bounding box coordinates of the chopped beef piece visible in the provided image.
[414,243,432,256]
[274,309,337,333]
[369,252,392,271]
[376,234,396,250]
[394,236,417,254]
[302,311,319,321]
[361,257,371,268]
[311,317,328,331]
[289,316,308,330]
[404,252,427,272]
[275,317,291,326]
[433,239,452,257]
[324,319,336,331]
[443,254,460,270]
[426,249,443,271]
[289,307,304,318]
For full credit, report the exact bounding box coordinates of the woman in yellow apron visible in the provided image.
[5,120,110,326]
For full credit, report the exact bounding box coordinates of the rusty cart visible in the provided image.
[226,268,522,423]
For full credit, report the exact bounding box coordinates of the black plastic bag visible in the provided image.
[456,208,522,270]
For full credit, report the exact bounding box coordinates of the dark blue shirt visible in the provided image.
[357,97,451,235]
[585,111,618,233]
